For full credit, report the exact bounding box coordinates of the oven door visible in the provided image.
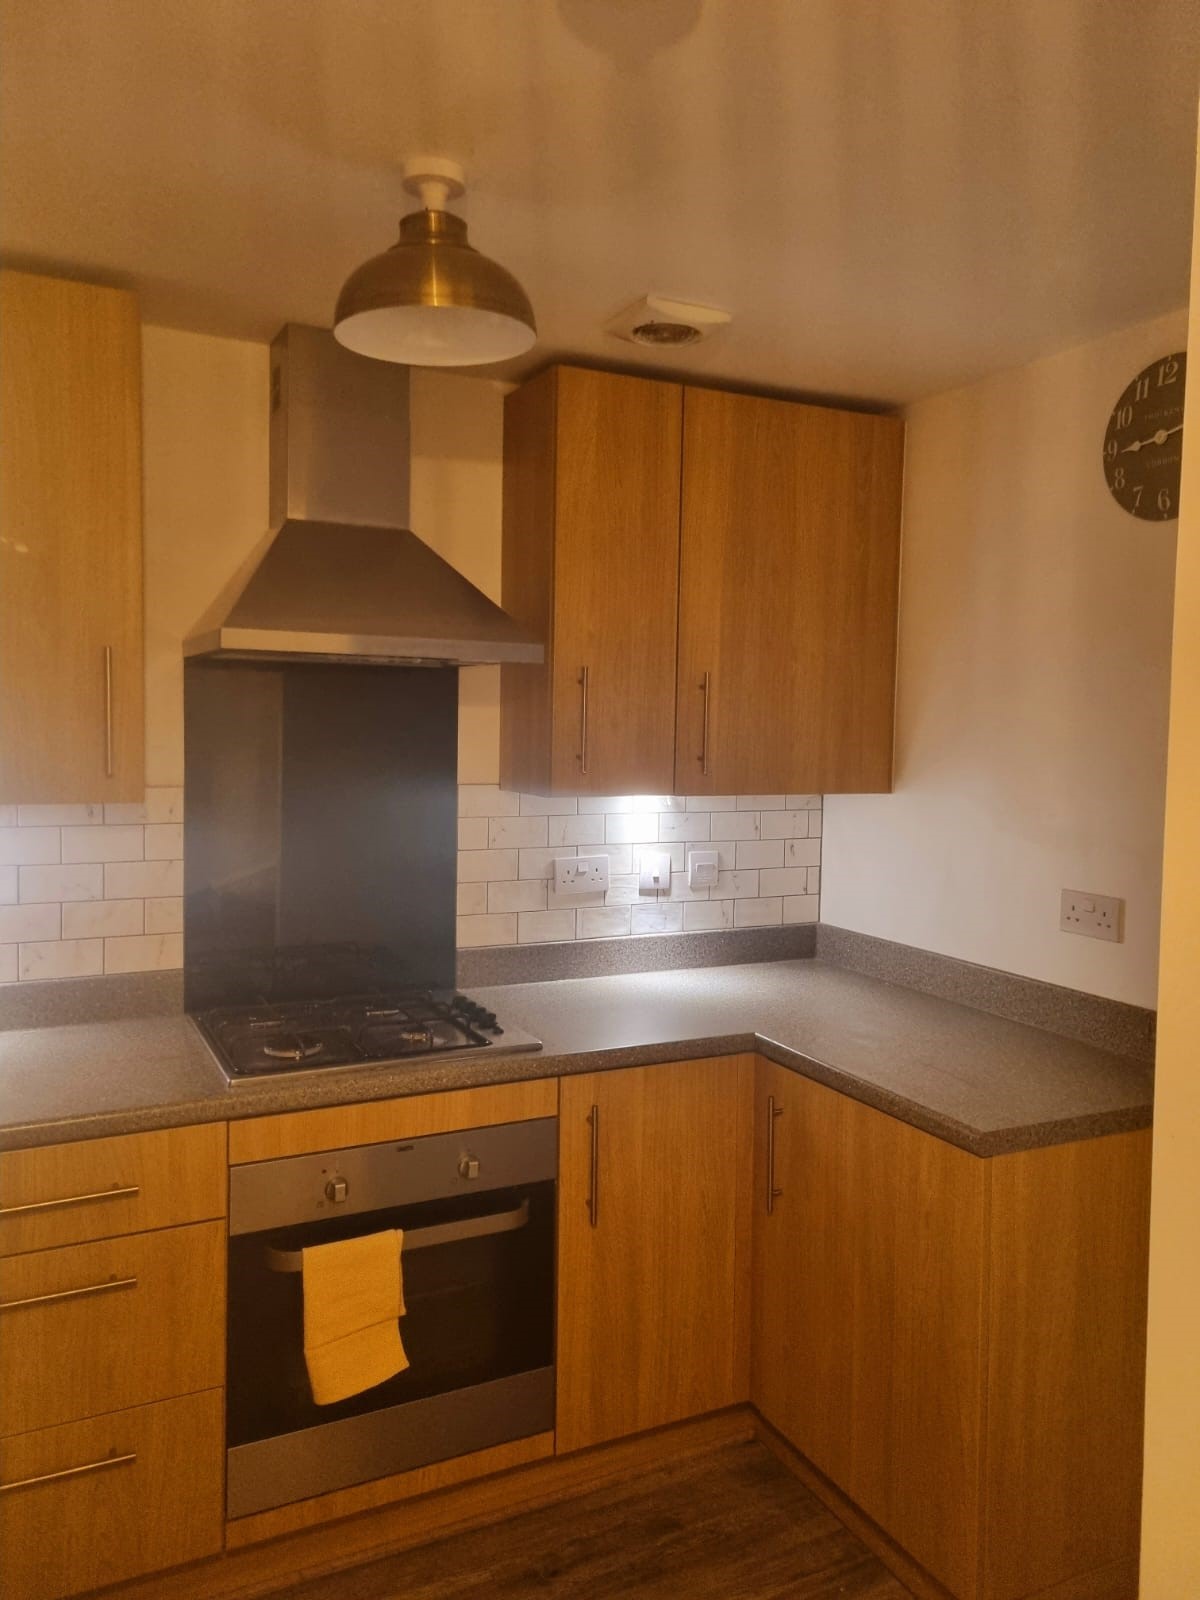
[226,1120,556,1519]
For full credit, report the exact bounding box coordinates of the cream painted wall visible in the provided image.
[1139,113,1200,1599]
[821,308,1188,1007]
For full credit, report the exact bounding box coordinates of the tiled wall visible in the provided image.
[457,787,822,947]
[0,788,183,981]
[0,783,823,982]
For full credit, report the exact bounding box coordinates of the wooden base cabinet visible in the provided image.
[556,1058,754,1453]
[751,1060,1151,1600]
[0,1389,224,1600]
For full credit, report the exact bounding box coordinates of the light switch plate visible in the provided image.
[1060,888,1124,943]
[554,854,610,895]
[687,848,719,890]
[638,850,673,894]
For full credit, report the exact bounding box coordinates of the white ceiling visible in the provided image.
[1,0,1197,405]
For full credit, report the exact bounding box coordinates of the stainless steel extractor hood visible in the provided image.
[184,325,542,667]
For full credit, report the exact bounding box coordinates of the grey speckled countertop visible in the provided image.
[0,959,1152,1157]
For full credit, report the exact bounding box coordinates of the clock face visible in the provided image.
[1102,353,1186,521]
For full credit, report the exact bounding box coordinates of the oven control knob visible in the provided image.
[325,1176,350,1204]
[458,1155,481,1181]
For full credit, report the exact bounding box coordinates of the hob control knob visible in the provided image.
[458,1155,481,1181]
[325,1176,349,1204]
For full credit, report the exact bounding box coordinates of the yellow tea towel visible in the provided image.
[302,1228,408,1406]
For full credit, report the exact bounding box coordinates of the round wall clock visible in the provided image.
[1102,352,1186,520]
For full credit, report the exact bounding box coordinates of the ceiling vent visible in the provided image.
[605,293,731,349]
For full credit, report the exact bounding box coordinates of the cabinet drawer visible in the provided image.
[0,1123,226,1255]
[0,1389,224,1600]
[0,1220,225,1435]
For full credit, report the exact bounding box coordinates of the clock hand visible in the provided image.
[1122,424,1183,453]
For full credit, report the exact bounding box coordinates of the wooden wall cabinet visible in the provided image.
[500,364,904,797]
[0,270,144,803]
[500,365,683,795]
[751,1059,1151,1600]
[556,1057,754,1453]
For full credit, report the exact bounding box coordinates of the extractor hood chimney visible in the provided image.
[184,325,542,667]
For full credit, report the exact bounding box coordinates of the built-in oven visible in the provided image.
[226,1117,556,1519]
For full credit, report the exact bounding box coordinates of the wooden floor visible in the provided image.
[262,1440,913,1599]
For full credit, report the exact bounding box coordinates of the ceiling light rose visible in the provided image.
[333,156,536,368]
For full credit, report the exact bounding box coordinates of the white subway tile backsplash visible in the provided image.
[458,817,489,851]
[459,785,519,818]
[735,839,785,869]
[604,812,659,845]
[144,824,184,861]
[783,894,820,924]
[61,824,144,864]
[144,896,183,935]
[488,879,547,914]
[19,863,103,904]
[630,901,684,935]
[489,815,548,850]
[2,784,821,983]
[457,882,488,916]
[784,838,822,868]
[683,899,734,932]
[518,909,576,943]
[64,899,144,939]
[547,813,605,847]
[0,903,61,943]
[104,859,184,900]
[457,848,518,883]
[104,932,183,974]
[18,804,102,826]
[457,912,518,947]
[734,897,783,927]
[578,906,631,939]
[0,828,60,867]
[19,938,102,980]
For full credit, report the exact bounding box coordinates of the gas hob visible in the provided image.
[193,991,542,1083]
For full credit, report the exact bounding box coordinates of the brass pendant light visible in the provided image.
[333,157,536,367]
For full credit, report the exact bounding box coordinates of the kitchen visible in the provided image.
[0,4,1197,1599]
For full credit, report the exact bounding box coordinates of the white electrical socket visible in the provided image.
[687,848,719,890]
[638,851,673,894]
[1060,888,1124,943]
[553,855,610,896]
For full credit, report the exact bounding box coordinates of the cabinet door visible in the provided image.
[676,388,903,796]
[557,1056,753,1453]
[501,366,681,795]
[0,271,144,802]
[751,1060,987,1599]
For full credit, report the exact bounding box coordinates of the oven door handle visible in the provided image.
[263,1197,532,1274]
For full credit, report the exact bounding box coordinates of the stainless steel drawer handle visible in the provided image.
[0,1184,139,1219]
[766,1094,784,1214]
[0,1275,138,1313]
[0,1450,137,1495]
[103,644,114,779]
[262,1197,532,1274]
[587,1104,599,1229]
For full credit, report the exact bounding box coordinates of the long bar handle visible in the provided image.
[103,644,114,779]
[263,1198,532,1273]
[699,671,712,777]
[766,1094,784,1214]
[0,1184,139,1219]
[0,1276,137,1313]
[587,1104,599,1228]
[578,666,590,777]
[0,1451,137,1496]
